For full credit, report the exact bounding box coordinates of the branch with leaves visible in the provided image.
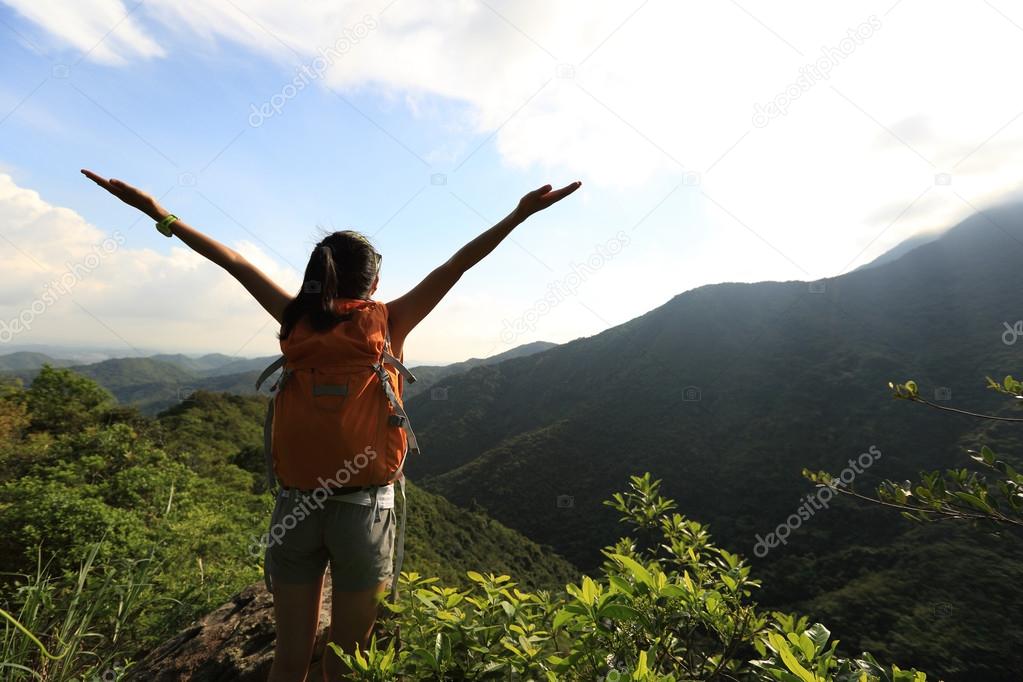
[804,377,1023,528]
[887,377,1023,422]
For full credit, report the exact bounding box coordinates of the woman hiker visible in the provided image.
[81,168,581,680]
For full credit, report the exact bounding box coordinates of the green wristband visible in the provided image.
[155,214,178,237]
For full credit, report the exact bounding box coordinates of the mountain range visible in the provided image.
[399,202,1023,678]
[0,342,558,414]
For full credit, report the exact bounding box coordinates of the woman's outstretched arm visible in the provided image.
[81,169,292,323]
[387,181,581,350]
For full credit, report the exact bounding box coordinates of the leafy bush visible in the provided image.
[334,474,928,681]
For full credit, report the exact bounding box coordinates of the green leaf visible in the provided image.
[552,608,576,630]
[600,603,642,621]
[952,491,993,513]
[612,553,654,588]
[608,574,634,596]
[659,584,687,599]
[768,632,817,682]
[796,633,815,660]
[380,644,394,671]
[636,649,650,675]
[804,623,830,653]
[353,645,368,671]
[502,641,523,657]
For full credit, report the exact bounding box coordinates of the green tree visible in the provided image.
[25,365,115,435]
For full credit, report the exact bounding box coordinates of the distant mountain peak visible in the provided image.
[854,198,1023,273]
[853,231,945,272]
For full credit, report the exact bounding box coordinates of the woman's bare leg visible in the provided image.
[268,578,325,682]
[322,580,390,681]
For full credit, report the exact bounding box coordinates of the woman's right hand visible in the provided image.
[514,181,582,221]
[81,169,167,220]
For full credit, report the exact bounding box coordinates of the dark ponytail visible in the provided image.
[319,244,340,313]
[279,230,382,340]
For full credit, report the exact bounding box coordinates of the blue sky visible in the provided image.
[2,1,1023,363]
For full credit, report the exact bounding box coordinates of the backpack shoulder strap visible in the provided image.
[381,347,417,384]
[373,330,421,455]
[382,328,417,384]
[256,355,288,496]
[388,472,407,604]
[256,355,286,391]
[373,360,421,456]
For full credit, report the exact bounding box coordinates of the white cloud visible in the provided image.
[2,0,164,65]
[6,0,1023,359]
[9,0,1023,264]
[0,172,298,354]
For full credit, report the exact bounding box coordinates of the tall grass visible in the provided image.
[0,541,165,681]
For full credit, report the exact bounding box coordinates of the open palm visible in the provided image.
[516,181,582,219]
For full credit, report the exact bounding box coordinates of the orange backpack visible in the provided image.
[255,298,420,494]
[256,299,418,600]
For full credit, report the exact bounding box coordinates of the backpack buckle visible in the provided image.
[388,414,407,427]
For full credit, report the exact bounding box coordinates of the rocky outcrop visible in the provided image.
[125,579,337,681]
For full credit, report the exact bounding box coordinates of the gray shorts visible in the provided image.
[265,491,395,592]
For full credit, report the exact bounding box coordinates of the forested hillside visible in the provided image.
[0,369,576,676]
[403,340,557,400]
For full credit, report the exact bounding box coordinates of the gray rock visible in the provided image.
[125,579,338,681]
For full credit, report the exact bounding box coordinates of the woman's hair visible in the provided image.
[279,230,382,340]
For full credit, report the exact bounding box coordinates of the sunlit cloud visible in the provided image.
[4,0,1023,359]
[3,0,164,65]
[0,172,299,354]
